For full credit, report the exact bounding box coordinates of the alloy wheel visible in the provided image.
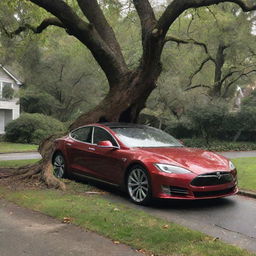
[127,167,150,203]
[53,154,65,178]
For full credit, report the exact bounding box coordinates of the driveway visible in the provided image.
[0,199,140,256]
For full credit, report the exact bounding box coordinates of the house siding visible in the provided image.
[0,68,12,80]
[0,66,21,134]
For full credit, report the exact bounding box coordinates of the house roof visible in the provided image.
[0,64,23,85]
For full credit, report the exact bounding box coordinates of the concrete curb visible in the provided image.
[238,190,256,199]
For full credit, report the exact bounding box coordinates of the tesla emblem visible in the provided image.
[216,172,221,179]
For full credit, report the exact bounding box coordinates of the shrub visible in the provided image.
[187,102,229,143]
[5,113,66,144]
[219,107,256,141]
[182,138,256,151]
[20,90,56,116]
[164,118,197,138]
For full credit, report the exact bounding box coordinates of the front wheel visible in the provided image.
[52,153,66,178]
[127,165,152,205]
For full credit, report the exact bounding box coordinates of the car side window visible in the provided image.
[70,127,92,143]
[93,127,118,147]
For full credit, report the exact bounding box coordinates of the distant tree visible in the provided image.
[0,0,256,189]
[163,5,256,98]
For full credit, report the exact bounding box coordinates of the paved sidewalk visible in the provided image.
[0,199,140,256]
[0,152,41,161]
[217,151,256,159]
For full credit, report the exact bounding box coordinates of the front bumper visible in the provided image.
[150,171,238,200]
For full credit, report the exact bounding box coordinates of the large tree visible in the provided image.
[1,0,256,188]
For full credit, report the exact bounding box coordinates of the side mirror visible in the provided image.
[97,140,118,149]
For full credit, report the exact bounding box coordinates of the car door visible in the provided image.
[66,126,98,177]
[85,126,123,184]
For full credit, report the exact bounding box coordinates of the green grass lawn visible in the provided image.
[0,184,254,256]
[0,142,38,153]
[233,157,256,192]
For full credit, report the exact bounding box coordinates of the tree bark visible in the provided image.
[210,43,227,97]
[69,69,160,130]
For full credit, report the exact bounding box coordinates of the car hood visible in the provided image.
[139,147,229,174]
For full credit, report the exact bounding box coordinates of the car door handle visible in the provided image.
[66,143,72,146]
[88,147,95,151]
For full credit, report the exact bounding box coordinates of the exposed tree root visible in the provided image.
[0,134,66,190]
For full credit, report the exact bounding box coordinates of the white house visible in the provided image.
[0,64,22,134]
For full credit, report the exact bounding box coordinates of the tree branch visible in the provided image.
[220,70,240,86]
[184,84,211,91]
[223,69,256,96]
[59,64,65,82]
[71,73,90,89]
[164,35,210,55]
[133,0,156,39]
[187,57,215,87]
[132,0,160,73]
[158,0,256,38]
[76,0,127,72]
[0,17,65,38]
[29,0,127,86]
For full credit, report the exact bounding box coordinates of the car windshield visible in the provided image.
[112,126,183,148]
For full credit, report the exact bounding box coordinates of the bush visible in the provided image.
[20,90,56,116]
[5,113,66,144]
[187,102,228,142]
[219,107,256,141]
[182,138,256,151]
[164,118,197,138]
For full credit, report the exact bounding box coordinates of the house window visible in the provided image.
[2,82,13,88]
[1,82,14,99]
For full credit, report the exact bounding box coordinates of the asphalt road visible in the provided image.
[0,199,140,256]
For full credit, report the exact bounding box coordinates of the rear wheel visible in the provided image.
[52,153,66,178]
[127,165,152,205]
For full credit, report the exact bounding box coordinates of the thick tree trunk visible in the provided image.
[69,70,159,130]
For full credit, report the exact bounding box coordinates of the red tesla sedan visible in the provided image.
[52,123,238,205]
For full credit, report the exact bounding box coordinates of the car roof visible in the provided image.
[99,122,147,129]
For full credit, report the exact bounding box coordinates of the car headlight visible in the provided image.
[229,161,236,170]
[155,164,191,174]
